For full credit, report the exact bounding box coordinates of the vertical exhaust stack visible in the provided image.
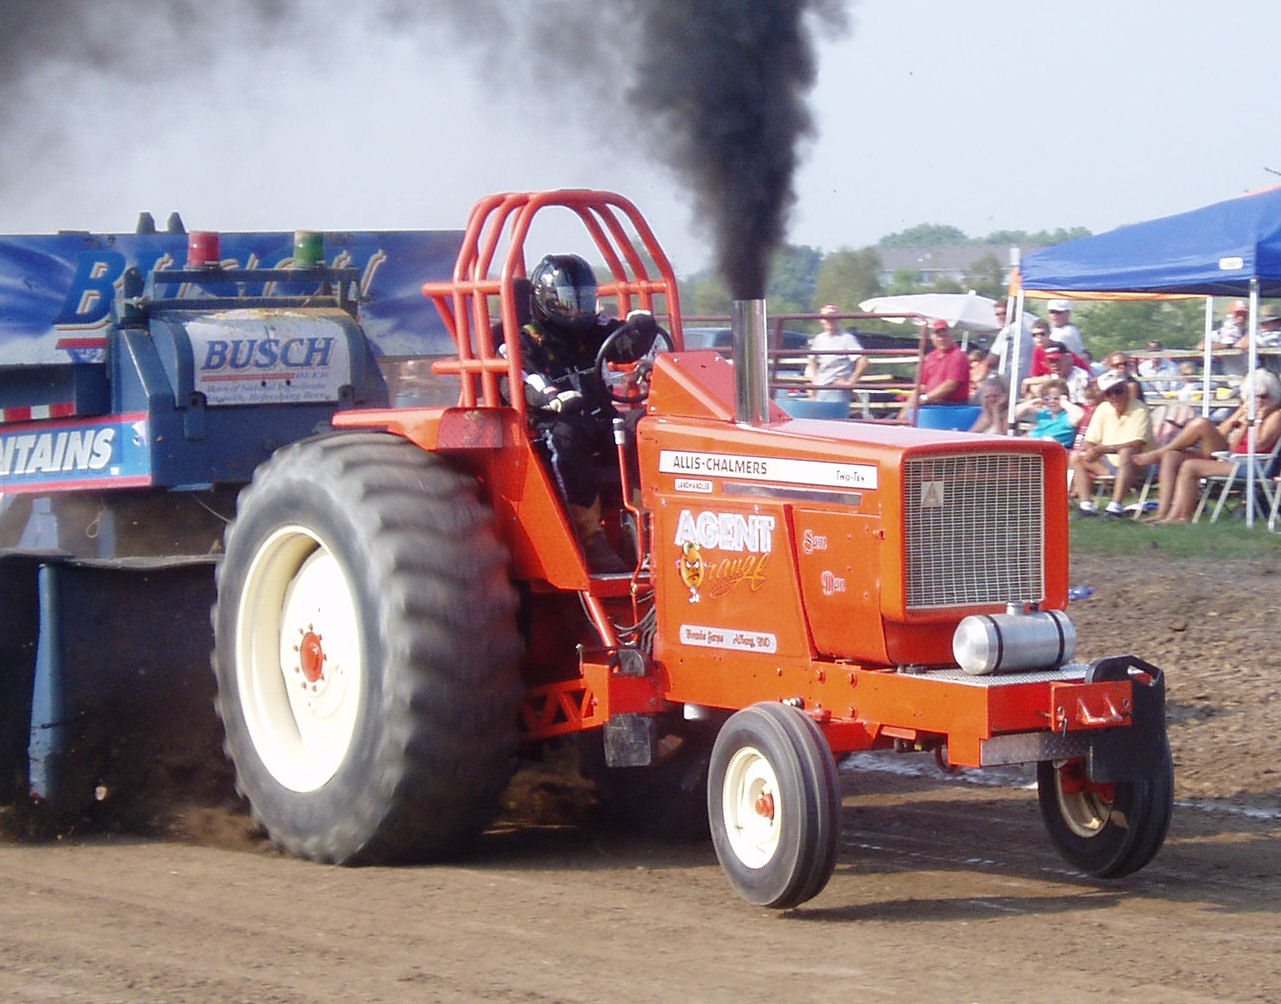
[732,298,771,424]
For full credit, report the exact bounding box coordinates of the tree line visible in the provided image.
[675,228,1211,358]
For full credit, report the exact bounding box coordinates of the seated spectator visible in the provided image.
[1103,350,1144,400]
[1103,350,1132,375]
[1027,319,1054,376]
[1081,349,1105,377]
[1073,380,1102,447]
[968,348,988,399]
[904,319,970,413]
[1174,361,1203,401]
[1069,371,1154,517]
[1137,340,1181,393]
[1023,341,1091,404]
[1135,368,1281,523]
[969,375,1009,434]
[1015,377,1084,448]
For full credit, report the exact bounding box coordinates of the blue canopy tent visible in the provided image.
[1019,185,1281,297]
[1011,186,1281,525]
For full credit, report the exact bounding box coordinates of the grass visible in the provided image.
[1070,509,1281,561]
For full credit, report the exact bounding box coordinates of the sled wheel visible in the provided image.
[708,703,840,909]
[213,432,522,864]
[576,719,717,841]
[1036,736,1173,879]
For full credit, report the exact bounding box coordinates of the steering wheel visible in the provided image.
[595,315,675,405]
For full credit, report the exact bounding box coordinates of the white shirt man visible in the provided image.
[807,304,867,402]
[983,301,1035,388]
[1046,299,1085,357]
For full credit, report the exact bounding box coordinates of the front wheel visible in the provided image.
[1037,737,1173,878]
[213,432,522,865]
[708,703,840,909]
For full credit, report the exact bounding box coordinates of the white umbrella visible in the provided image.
[858,291,1001,333]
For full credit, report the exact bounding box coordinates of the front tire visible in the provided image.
[708,703,840,909]
[213,432,522,864]
[1037,737,1174,878]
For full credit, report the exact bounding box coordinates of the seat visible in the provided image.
[1192,435,1281,523]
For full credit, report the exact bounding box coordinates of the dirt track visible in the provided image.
[1,550,1278,1002]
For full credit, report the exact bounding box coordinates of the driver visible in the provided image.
[516,253,664,573]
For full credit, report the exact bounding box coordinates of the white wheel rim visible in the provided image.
[721,745,782,869]
[1056,779,1114,838]
[235,525,363,792]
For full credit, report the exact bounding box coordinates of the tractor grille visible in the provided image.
[903,453,1045,610]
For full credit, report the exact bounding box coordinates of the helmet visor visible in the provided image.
[546,279,597,324]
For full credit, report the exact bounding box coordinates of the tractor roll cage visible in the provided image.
[423,190,685,421]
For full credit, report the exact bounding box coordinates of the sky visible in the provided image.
[1,0,1279,278]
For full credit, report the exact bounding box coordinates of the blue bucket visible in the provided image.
[777,397,850,420]
[916,404,981,430]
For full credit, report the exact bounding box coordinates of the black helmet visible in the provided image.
[529,254,598,330]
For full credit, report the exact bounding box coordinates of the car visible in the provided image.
[682,327,809,357]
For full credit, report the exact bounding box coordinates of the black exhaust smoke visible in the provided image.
[630,0,849,298]
[1,0,851,300]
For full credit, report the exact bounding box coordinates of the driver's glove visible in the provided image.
[626,310,659,340]
[547,389,584,414]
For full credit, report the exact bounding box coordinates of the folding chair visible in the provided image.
[1269,475,1281,532]
[1193,436,1281,523]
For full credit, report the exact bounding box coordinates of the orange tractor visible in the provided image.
[212,190,1171,908]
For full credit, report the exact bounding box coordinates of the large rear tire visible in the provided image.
[708,703,840,909]
[213,432,522,864]
[1037,736,1174,879]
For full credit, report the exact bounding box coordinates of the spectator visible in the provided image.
[906,319,970,411]
[1245,305,1281,348]
[1014,377,1084,448]
[1069,370,1153,517]
[1136,340,1181,393]
[806,303,867,403]
[1209,300,1249,345]
[981,300,1035,389]
[968,375,1009,434]
[1104,350,1143,400]
[1023,341,1091,404]
[1174,361,1203,402]
[1135,368,1281,523]
[1072,380,1103,450]
[1028,319,1090,381]
[1200,299,1249,376]
[1046,299,1085,357]
[1027,319,1055,377]
[968,347,988,399]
